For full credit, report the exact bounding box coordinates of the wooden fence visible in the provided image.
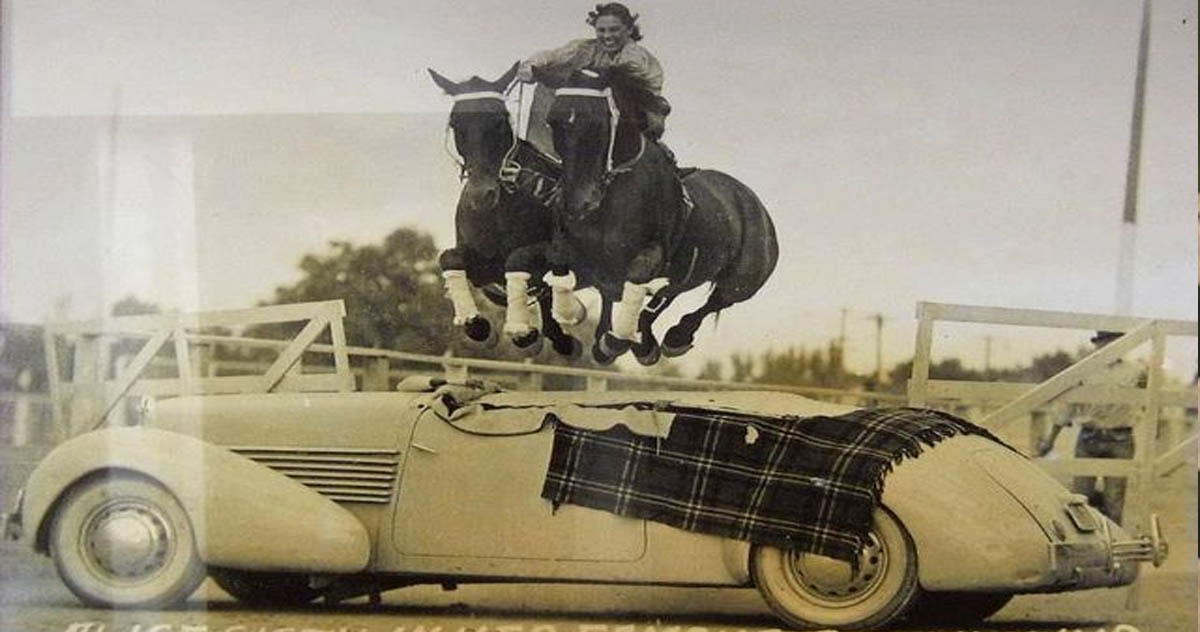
[907,301,1198,535]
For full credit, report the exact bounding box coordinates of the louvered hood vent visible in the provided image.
[231,447,399,504]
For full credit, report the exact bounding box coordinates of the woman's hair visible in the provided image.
[586,3,643,41]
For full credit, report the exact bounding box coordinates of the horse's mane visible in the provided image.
[605,64,669,120]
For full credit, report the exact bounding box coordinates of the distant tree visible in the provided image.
[729,351,756,383]
[255,228,451,355]
[696,359,724,382]
[0,323,47,392]
[111,295,159,316]
[1027,350,1076,381]
[885,349,1086,395]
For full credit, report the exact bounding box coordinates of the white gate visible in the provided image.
[43,300,354,437]
[906,301,1198,535]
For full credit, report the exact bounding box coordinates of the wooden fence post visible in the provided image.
[907,304,934,407]
[522,358,543,391]
[67,335,102,437]
[443,350,469,383]
[364,358,391,391]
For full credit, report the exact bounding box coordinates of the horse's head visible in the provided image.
[546,66,656,219]
[429,63,519,214]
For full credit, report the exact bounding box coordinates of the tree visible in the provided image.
[695,359,724,381]
[256,228,451,355]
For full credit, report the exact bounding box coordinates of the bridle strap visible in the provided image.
[554,87,609,98]
[451,91,507,102]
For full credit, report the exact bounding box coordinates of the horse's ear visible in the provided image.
[428,68,460,95]
[495,62,520,91]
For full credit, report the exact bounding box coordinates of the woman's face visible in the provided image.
[593,15,631,52]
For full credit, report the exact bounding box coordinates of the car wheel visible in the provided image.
[905,591,1013,624]
[751,508,919,631]
[49,471,205,608]
[209,568,323,605]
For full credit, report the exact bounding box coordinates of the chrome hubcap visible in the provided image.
[786,533,887,603]
[83,502,172,581]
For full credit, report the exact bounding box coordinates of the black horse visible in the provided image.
[544,67,778,364]
[429,64,584,357]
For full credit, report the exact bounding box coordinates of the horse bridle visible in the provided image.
[446,91,563,209]
[552,86,646,186]
[445,91,521,186]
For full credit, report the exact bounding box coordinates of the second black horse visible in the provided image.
[543,66,779,364]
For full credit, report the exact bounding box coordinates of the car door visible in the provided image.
[392,408,646,561]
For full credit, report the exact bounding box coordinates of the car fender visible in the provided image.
[882,435,1051,592]
[21,427,369,574]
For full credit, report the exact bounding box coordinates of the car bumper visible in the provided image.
[1047,513,1167,590]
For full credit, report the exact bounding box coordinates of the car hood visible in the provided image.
[147,391,426,451]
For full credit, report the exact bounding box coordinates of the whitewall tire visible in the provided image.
[751,508,919,630]
[49,471,205,608]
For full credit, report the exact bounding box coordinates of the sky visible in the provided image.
[0,0,1196,378]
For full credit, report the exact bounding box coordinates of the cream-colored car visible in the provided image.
[2,382,1166,631]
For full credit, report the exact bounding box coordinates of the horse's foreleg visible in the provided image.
[544,271,586,326]
[610,244,668,342]
[439,248,493,345]
[591,295,619,366]
[536,289,583,358]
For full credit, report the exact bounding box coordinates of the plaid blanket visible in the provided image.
[541,406,1002,563]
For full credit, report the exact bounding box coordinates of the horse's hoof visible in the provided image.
[592,343,617,366]
[633,334,661,366]
[512,329,544,357]
[552,334,584,359]
[660,330,693,358]
[463,317,499,349]
[660,343,692,358]
[599,332,632,359]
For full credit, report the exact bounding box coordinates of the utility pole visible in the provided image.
[873,313,884,387]
[838,308,848,376]
[984,336,993,373]
[1115,0,1151,315]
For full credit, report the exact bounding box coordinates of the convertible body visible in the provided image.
[3,382,1166,630]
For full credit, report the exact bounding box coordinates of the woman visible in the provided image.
[518,3,670,139]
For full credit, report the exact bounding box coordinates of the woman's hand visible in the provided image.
[517,61,537,83]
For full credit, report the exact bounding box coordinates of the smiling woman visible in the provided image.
[516,2,670,140]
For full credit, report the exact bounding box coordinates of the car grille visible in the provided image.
[231,447,399,504]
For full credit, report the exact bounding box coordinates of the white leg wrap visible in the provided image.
[442,270,479,326]
[544,271,585,325]
[504,271,534,335]
[612,281,648,342]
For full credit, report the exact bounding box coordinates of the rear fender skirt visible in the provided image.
[883,437,1050,591]
[22,427,369,573]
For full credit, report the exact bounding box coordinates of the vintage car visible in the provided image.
[1,379,1167,631]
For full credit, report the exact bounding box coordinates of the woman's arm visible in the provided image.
[518,39,590,82]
